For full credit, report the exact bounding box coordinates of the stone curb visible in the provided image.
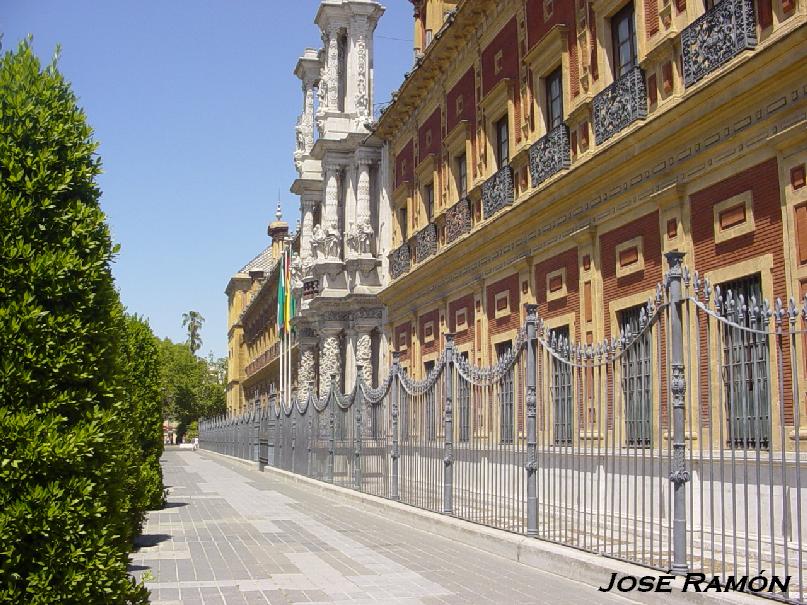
[197,449,765,605]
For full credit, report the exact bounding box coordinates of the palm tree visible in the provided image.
[182,311,205,355]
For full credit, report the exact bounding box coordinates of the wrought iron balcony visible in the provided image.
[389,242,411,279]
[529,123,571,188]
[445,196,472,244]
[592,66,647,145]
[482,164,514,219]
[681,0,756,88]
[414,223,438,263]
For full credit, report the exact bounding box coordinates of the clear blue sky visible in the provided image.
[1,1,413,358]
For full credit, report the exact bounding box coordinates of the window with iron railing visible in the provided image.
[496,340,514,444]
[550,325,573,445]
[719,273,770,449]
[619,304,652,447]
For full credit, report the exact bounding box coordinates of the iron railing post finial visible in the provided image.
[524,304,539,537]
[665,250,689,576]
[444,333,456,515]
[390,351,401,501]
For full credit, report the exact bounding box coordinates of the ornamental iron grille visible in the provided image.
[481,164,514,219]
[414,223,438,263]
[529,123,571,188]
[389,242,411,279]
[200,256,807,605]
[592,65,647,145]
[681,0,756,88]
[718,274,770,449]
[445,196,472,244]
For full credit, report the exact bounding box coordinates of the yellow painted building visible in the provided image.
[225,209,299,414]
[375,0,806,439]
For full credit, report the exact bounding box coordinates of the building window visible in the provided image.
[611,3,637,79]
[495,340,515,444]
[424,182,434,221]
[456,153,467,197]
[719,274,770,449]
[424,360,436,439]
[545,68,563,131]
[550,325,573,445]
[619,304,651,447]
[399,207,408,241]
[495,115,509,169]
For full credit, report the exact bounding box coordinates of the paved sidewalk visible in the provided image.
[131,450,641,605]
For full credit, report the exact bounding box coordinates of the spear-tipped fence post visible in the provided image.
[355,365,364,491]
[391,352,401,501]
[443,334,455,515]
[328,373,336,484]
[665,250,689,575]
[525,304,538,537]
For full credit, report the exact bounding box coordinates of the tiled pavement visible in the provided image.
[131,450,641,605]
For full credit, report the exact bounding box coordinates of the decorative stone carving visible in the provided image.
[481,164,514,218]
[389,243,411,279]
[327,27,340,111]
[355,31,369,117]
[290,254,304,291]
[347,221,373,255]
[681,0,756,88]
[529,123,570,188]
[319,333,341,395]
[592,66,647,145]
[445,196,472,244]
[414,223,437,263]
[355,332,372,386]
[299,346,316,397]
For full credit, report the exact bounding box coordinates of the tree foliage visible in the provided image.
[181,310,204,354]
[0,40,160,603]
[157,339,224,441]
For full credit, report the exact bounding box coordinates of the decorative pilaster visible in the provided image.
[327,26,340,111]
[300,195,316,265]
[355,330,372,387]
[353,24,369,118]
[298,335,317,398]
[347,156,374,256]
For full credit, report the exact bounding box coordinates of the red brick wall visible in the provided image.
[395,140,414,189]
[419,308,440,358]
[534,247,580,338]
[526,0,574,48]
[447,68,476,133]
[690,157,790,421]
[481,18,519,96]
[449,294,476,348]
[394,321,412,363]
[599,211,663,338]
[486,273,521,336]
[418,107,442,162]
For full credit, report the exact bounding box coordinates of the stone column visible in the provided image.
[319,326,342,395]
[300,194,316,264]
[344,325,357,393]
[354,328,373,387]
[351,20,369,118]
[356,159,371,229]
[323,162,340,234]
[298,332,318,398]
[327,25,340,111]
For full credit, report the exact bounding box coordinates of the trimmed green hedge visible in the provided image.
[0,40,160,603]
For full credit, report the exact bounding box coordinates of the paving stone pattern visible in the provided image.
[131,450,641,605]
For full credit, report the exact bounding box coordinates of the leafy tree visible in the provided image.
[119,314,165,512]
[181,310,204,354]
[0,40,148,603]
[157,338,224,441]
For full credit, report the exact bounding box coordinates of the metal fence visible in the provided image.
[200,252,807,604]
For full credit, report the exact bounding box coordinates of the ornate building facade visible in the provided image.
[376,0,806,425]
[291,0,390,397]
